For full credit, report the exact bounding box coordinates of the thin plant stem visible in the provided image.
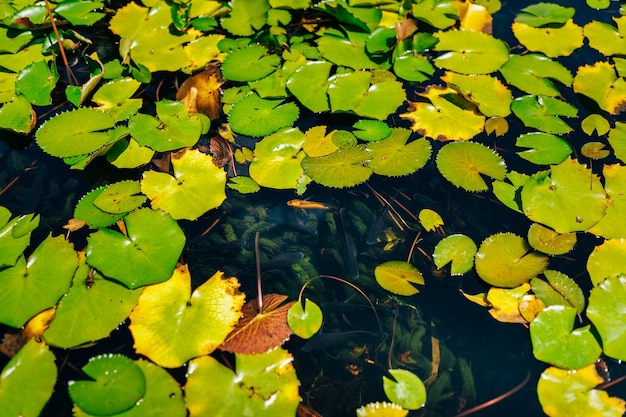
[255,231,263,314]
[44,0,78,85]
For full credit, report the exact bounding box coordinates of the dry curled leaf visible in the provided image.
[176,61,225,120]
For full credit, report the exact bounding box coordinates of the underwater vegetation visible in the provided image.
[1,0,626,416]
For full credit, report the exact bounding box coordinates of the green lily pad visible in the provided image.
[220,0,269,36]
[512,20,583,57]
[0,234,77,328]
[352,119,392,142]
[69,354,146,416]
[317,30,378,70]
[141,149,226,220]
[367,128,431,177]
[228,94,299,137]
[411,0,458,29]
[0,339,56,417]
[588,164,626,239]
[44,261,141,349]
[475,232,548,288]
[327,70,406,120]
[573,61,626,115]
[228,176,261,194]
[530,270,585,313]
[129,99,206,152]
[515,3,575,27]
[499,54,573,96]
[587,275,626,361]
[54,0,105,26]
[433,30,509,74]
[418,208,443,232]
[249,127,307,190]
[433,234,477,276]
[584,16,626,56]
[301,146,372,188]
[436,141,507,192]
[356,402,408,417]
[581,114,610,136]
[515,132,572,165]
[74,186,127,229]
[85,208,185,289]
[15,60,58,105]
[537,365,626,417]
[492,171,529,213]
[442,72,512,117]
[129,266,245,368]
[393,53,435,82]
[36,107,117,158]
[287,298,323,339]
[221,44,280,82]
[587,238,626,286]
[0,207,38,268]
[530,305,601,369]
[521,158,607,233]
[0,95,35,134]
[527,222,576,255]
[511,95,577,134]
[93,180,146,214]
[106,138,155,169]
[608,122,626,164]
[91,77,142,121]
[382,369,426,410]
[374,260,424,296]
[185,348,300,416]
[286,61,332,113]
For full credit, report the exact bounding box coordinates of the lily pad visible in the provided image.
[129,266,245,368]
[521,158,607,233]
[511,95,577,134]
[301,146,372,188]
[418,209,443,232]
[0,95,36,134]
[286,61,332,113]
[227,176,261,194]
[475,232,548,288]
[500,54,573,97]
[0,234,77,328]
[367,128,431,177]
[141,148,226,220]
[68,354,145,416]
[411,0,458,29]
[441,72,512,117]
[512,19,583,57]
[433,234,477,276]
[584,16,626,56]
[382,369,426,410]
[530,270,585,314]
[185,348,300,417]
[588,164,626,238]
[0,207,38,268]
[587,275,626,361]
[530,305,601,369]
[527,223,576,255]
[393,53,435,82]
[0,339,56,417]
[573,61,626,115]
[515,132,572,165]
[433,30,509,74]
[317,30,378,70]
[486,283,532,324]
[92,77,142,121]
[356,402,408,417]
[15,60,58,105]
[352,119,392,142]
[288,298,323,339]
[93,180,146,214]
[586,239,626,286]
[85,208,185,289]
[221,44,280,82]
[608,122,626,164]
[228,94,299,137]
[74,186,127,229]
[374,260,424,296]
[581,114,610,136]
[515,3,575,27]
[435,141,507,192]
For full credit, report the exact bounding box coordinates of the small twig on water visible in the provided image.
[255,231,263,314]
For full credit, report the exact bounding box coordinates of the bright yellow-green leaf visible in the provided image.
[584,16,626,56]
[433,234,477,275]
[587,239,626,286]
[485,116,509,136]
[442,72,512,117]
[433,30,509,74]
[589,164,626,238]
[374,260,424,296]
[356,402,408,417]
[418,208,443,231]
[129,265,245,368]
[581,114,610,136]
[512,20,583,57]
[573,61,626,115]
[486,283,531,323]
[436,141,506,191]
[527,223,576,255]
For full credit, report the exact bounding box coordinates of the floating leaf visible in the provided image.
[228,176,260,194]
[393,53,435,82]
[353,119,392,142]
[221,44,280,82]
[221,293,294,354]
[475,232,548,288]
[92,77,142,121]
[15,60,57,105]
[249,128,307,190]
[303,125,338,157]
[288,298,323,339]
[527,223,576,255]
[286,61,332,113]
[587,239,626,286]
[301,146,372,188]
[374,260,424,296]
[327,70,406,120]
[356,402,408,417]
[515,132,572,165]
[0,96,36,134]
[584,16,626,56]
[441,72,512,117]
[0,339,56,417]
[521,158,607,233]
[0,234,77,328]
[573,61,626,115]
[36,107,117,158]
[418,208,443,232]
[185,348,300,417]
[485,116,509,136]
[608,122,626,164]
[581,114,610,136]
[0,208,38,268]
[515,3,574,27]
[69,354,145,416]
[44,257,141,349]
[411,0,458,29]
[512,20,583,57]
[530,305,601,369]
[511,95,577,134]
[401,86,485,141]
[581,142,610,160]
[492,171,529,213]
[106,138,155,169]
[85,208,185,289]
[587,275,626,361]
[54,0,105,26]
[367,128,431,177]
[74,186,126,229]
[537,365,626,417]
[93,180,145,214]
[433,234,477,276]
[141,149,226,220]
[436,141,506,192]
[228,94,299,137]
[500,54,573,96]
[220,0,269,36]
[382,369,426,410]
[530,270,585,314]
[486,283,531,323]
[317,30,378,70]
[433,30,509,74]
[588,164,626,238]
[129,266,245,368]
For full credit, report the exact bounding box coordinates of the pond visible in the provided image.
[1,0,626,416]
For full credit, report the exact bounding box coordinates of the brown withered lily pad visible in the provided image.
[220,293,295,355]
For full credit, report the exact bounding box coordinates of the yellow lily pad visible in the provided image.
[374,260,424,296]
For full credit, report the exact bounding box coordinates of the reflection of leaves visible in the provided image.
[221,294,294,354]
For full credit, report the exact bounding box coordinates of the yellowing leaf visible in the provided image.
[512,20,583,57]
[458,2,492,33]
[442,72,512,117]
[400,86,485,141]
[573,61,626,115]
[487,283,531,323]
[176,63,225,120]
[374,260,424,296]
[129,265,245,368]
[303,125,338,157]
